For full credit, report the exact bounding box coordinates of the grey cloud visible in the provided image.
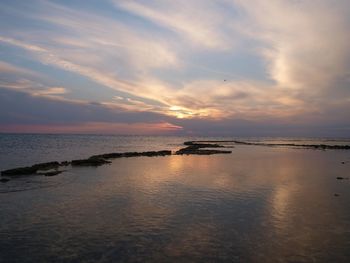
[1,87,350,137]
[0,88,171,125]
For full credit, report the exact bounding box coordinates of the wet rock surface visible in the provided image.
[40,171,64,176]
[205,140,350,150]
[1,166,37,176]
[176,148,232,155]
[71,158,111,167]
[3,139,350,179]
[0,150,173,176]
[71,150,172,166]
[176,142,232,155]
[1,162,60,176]
[60,161,71,166]
[183,141,224,148]
[0,178,10,183]
[336,177,349,180]
[90,150,172,160]
[185,140,350,150]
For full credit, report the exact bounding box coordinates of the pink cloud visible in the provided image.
[0,122,183,135]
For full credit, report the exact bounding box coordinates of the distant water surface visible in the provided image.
[1,133,350,171]
[0,134,198,171]
[1,135,350,262]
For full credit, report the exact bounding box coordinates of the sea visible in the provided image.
[1,134,350,262]
[1,133,349,171]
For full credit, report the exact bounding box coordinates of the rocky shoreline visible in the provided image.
[0,142,231,178]
[191,140,350,150]
[175,141,232,155]
[2,139,349,180]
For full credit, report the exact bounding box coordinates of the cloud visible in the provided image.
[1,0,350,135]
[1,86,350,137]
[0,122,182,135]
[114,0,235,50]
[0,88,162,123]
[0,61,41,76]
[0,59,71,101]
[31,86,67,96]
[233,0,350,91]
[0,2,180,106]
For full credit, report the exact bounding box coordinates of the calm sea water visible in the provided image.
[1,133,349,171]
[0,134,213,171]
[1,134,350,262]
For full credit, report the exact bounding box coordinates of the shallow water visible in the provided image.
[0,134,193,171]
[1,133,349,171]
[1,144,350,262]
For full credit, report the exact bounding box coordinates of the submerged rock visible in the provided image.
[230,140,350,150]
[71,158,111,166]
[139,150,172,157]
[176,141,232,155]
[36,169,64,176]
[32,162,60,171]
[60,161,71,166]
[1,166,37,176]
[175,148,232,155]
[1,161,60,176]
[336,177,349,180]
[183,141,224,148]
[0,178,10,183]
[43,171,63,176]
[90,150,172,159]
[124,150,172,157]
[90,153,123,159]
[1,150,172,176]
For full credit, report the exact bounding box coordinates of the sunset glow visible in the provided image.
[1,0,350,135]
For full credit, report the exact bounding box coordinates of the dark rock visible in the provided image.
[71,158,111,166]
[43,171,63,176]
[139,150,172,157]
[32,161,60,171]
[334,193,340,197]
[91,150,171,159]
[183,141,224,148]
[1,150,172,176]
[1,166,37,176]
[90,153,124,159]
[122,152,141,158]
[175,148,232,155]
[0,178,10,183]
[1,161,60,176]
[336,177,349,180]
[176,141,231,155]
[231,140,350,150]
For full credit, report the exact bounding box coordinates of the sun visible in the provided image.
[169,106,194,119]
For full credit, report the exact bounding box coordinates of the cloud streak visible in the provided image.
[0,0,349,135]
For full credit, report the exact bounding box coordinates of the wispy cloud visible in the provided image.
[113,0,234,50]
[0,121,182,135]
[1,0,350,135]
[233,0,350,91]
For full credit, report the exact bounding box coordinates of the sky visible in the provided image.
[0,0,350,136]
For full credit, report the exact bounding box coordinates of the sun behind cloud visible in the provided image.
[0,0,350,135]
